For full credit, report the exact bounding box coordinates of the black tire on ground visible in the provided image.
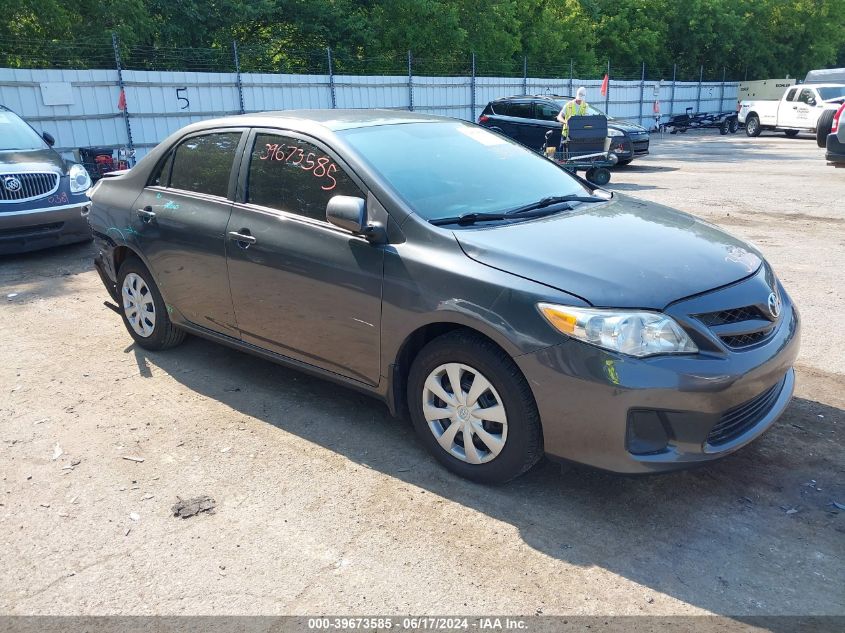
[407,330,543,484]
[816,109,835,148]
[720,120,730,135]
[585,167,611,186]
[784,129,800,137]
[679,128,688,133]
[616,158,633,166]
[745,114,762,137]
[729,119,739,133]
[117,256,186,351]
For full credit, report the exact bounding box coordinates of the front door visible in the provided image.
[529,100,564,150]
[225,130,384,385]
[131,129,245,337]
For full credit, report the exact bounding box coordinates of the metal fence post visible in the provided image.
[470,52,476,121]
[719,66,726,112]
[639,62,645,126]
[568,59,573,96]
[523,56,528,95]
[696,65,703,113]
[604,60,610,114]
[408,50,414,111]
[327,47,337,109]
[669,64,676,116]
[111,33,135,162]
[233,40,245,114]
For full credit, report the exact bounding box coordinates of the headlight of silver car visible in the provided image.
[607,128,625,138]
[69,163,92,193]
[537,303,698,357]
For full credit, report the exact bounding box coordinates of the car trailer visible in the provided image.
[664,108,741,135]
[540,115,617,186]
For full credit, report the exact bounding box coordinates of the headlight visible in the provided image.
[69,163,92,193]
[607,128,624,137]
[538,303,698,357]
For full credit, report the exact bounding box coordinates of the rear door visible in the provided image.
[131,129,245,337]
[225,129,384,385]
[528,100,564,150]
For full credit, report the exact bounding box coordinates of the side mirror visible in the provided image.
[42,131,55,147]
[326,195,367,233]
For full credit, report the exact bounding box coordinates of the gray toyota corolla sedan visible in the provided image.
[88,110,799,483]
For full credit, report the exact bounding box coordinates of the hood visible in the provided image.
[608,120,648,134]
[455,195,763,309]
[0,148,67,174]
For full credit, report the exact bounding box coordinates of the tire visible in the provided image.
[586,167,611,186]
[784,129,800,138]
[816,109,835,148]
[729,119,739,133]
[745,114,761,137]
[407,330,543,484]
[719,120,730,135]
[616,158,633,166]
[117,256,186,351]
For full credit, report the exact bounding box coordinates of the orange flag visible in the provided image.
[117,88,127,111]
[600,73,609,96]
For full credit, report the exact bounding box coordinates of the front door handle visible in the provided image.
[136,207,156,223]
[228,230,257,247]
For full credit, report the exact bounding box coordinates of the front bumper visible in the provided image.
[826,132,845,165]
[517,281,800,474]
[0,202,91,255]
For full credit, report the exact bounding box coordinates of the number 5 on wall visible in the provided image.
[176,87,189,110]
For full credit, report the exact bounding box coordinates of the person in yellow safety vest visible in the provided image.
[556,86,588,139]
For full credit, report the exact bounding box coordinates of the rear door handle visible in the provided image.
[136,207,156,222]
[228,231,257,246]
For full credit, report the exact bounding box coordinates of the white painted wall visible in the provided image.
[0,66,739,161]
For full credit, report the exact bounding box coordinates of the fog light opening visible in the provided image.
[626,410,672,455]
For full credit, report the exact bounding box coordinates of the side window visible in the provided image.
[535,102,561,121]
[507,102,534,119]
[247,133,364,223]
[149,151,173,187]
[169,132,241,197]
[797,89,815,105]
[491,102,509,116]
[785,88,797,102]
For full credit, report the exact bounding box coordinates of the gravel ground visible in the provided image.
[0,130,843,617]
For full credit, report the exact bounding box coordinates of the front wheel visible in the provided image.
[745,115,761,137]
[784,129,800,137]
[117,257,186,351]
[407,331,542,484]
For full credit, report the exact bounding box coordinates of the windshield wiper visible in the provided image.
[505,194,608,216]
[430,206,568,227]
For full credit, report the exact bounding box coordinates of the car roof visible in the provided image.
[185,109,450,133]
[491,94,570,102]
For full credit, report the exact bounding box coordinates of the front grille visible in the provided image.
[0,172,60,203]
[696,306,766,326]
[707,377,784,446]
[694,304,775,349]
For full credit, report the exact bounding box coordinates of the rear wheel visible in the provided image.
[729,119,739,133]
[816,109,835,148]
[784,129,800,138]
[616,158,633,166]
[407,331,542,484]
[117,257,186,351]
[745,115,761,137]
[720,120,730,135]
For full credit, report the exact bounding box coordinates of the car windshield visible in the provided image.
[0,109,48,151]
[339,121,588,221]
[817,87,845,101]
[552,99,612,120]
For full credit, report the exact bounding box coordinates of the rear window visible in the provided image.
[339,121,586,222]
[169,132,241,197]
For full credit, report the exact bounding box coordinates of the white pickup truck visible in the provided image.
[738,83,845,147]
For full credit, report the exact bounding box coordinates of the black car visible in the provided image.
[478,95,650,164]
[88,110,798,483]
[825,103,845,166]
[0,105,92,254]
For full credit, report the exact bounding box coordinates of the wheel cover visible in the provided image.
[421,363,508,464]
[122,272,156,338]
[748,118,758,134]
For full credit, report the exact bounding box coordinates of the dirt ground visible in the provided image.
[1,130,843,617]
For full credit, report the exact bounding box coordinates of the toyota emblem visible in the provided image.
[3,176,22,192]
[767,292,782,319]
